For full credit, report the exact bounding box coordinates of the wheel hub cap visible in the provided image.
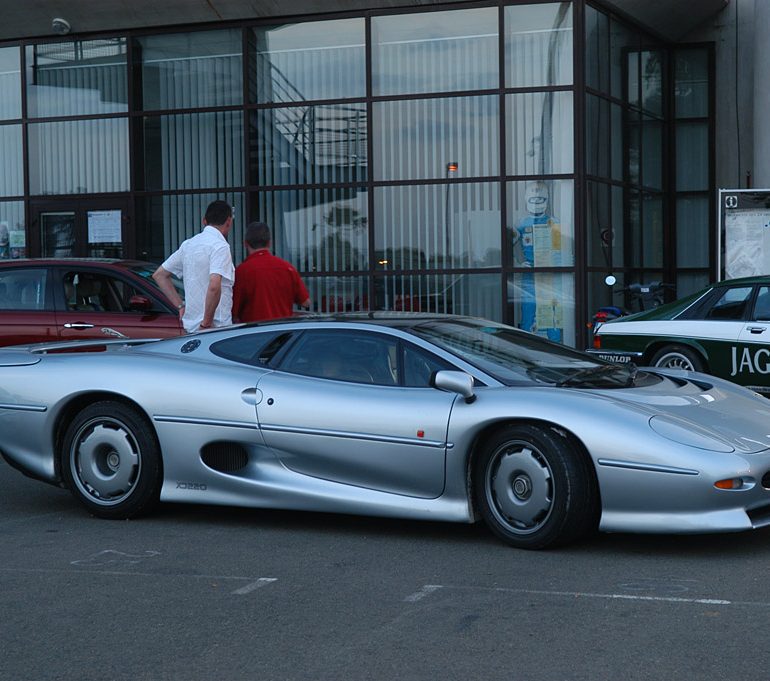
[75,422,139,501]
[489,443,553,533]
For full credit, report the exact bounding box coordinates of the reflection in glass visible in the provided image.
[610,19,637,99]
[676,122,708,191]
[677,271,709,298]
[586,94,609,179]
[0,47,21,120]
[508,180,574,268]
[252,188,368,273]
[138,30,242,110]
[642,193,663,268]
[374,96,498,181]
[611,186,624,266]
[0,125,22,197]
[372,8,497,96]
[675,49,709,118]
[586,181,610,268]
[627,109,640,185]
[136,192,244,264]
[628,189,641,267]
[142,112,243,190]
[40,211,75,257]
[584,5,609,93]
[641,116,663,190]
[375,183,500,270]
[376,273,501,321]
[0,201,25,259]
[611,104,623,181]
[305,276,369,313]
[506,3,572,88]
[251,104,367,186]
[508,272,575,345]
[252,19,365,103]
[677,197,709,267]
[28,118,129,195]
[641,50,664,116]
[506,92,573,176]
[26,39,127,118]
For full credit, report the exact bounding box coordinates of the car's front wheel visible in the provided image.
[61,400,162,519]
[473,424,598,550]
[650,344,705,372]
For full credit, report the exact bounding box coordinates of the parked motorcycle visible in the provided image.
[589,277,674,337]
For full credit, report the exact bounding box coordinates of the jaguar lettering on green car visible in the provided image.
[589,275,770,393]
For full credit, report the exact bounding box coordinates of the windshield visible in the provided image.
[409,318,642,388]
[127,262,184,299]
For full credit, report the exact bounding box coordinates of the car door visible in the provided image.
[255,329,457,499]
[735,284,770,388]
[55,266,183,341]
[0,266,58,346]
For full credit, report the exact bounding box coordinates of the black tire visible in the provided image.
[650,344,705,372]
[61,400,162,519]
[473,423,598,550]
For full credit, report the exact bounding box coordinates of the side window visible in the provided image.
[211,332,294,366]
[703,286,753,321]
[0,268,49,311]
[754,287,770,321]
[62,271,125,312]
[280,331,398,385]
[402,342,454,387]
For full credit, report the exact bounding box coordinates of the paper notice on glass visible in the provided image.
[87,210,122,244]
[9,230,25,247]
[725,209,770,278]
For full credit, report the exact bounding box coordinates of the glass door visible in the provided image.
[30,198,132,258]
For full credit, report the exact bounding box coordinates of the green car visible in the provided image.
[589,276,770,394]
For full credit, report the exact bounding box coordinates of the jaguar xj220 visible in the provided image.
[3,313,770,550]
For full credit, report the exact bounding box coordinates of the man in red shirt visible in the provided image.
[232,222,311,322]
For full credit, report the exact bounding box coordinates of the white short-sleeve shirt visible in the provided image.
[161,225,234,332]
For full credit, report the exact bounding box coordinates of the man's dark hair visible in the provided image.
[205,200,232,227]
[244,222,272,249]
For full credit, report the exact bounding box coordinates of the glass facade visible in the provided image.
[585,3,713,327]
[0,1,715,347]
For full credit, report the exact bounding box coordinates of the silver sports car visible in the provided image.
[3,313,770,550]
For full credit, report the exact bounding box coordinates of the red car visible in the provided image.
[0,259,184,346]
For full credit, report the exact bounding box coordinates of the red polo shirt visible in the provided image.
[232,249,310,322]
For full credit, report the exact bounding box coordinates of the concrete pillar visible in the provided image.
[754,0,770,186]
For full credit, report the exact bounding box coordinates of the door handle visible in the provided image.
[63,323,94,330]
[748,326,766,334]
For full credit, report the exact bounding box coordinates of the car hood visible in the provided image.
[590,369,770,454]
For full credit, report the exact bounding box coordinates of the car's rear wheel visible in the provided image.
[650,344,705,372]
[61,400,162,519]
[473,424,597,550]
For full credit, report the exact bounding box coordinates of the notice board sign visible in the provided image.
[719,189,770,280]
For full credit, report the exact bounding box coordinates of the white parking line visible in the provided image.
[404,585,443,602]
[408,584,760,607]
[231,578,278,595]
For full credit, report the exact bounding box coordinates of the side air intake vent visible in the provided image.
[201,442,249,473]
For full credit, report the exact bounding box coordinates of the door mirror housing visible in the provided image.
[128,294,152,312]
[430,370,476,403]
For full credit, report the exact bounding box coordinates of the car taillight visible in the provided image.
[593,335,601,349]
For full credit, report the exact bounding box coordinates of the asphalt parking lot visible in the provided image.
[3,457,770,681]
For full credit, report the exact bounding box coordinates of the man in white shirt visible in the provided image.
[152,200,235,332]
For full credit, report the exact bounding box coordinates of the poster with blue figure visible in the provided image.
[512,181,563,342]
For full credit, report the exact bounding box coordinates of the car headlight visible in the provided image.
[648,415,734,453]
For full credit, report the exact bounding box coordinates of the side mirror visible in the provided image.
[128,294,153,312]
[431,370,476,403]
